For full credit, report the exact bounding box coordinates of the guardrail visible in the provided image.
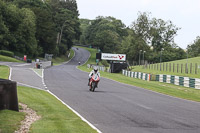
[87,64,106,72]
[155,74,200,89]
[122,70,151,81]
[122,69,200,89]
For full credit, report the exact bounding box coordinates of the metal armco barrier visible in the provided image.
[0,79,19,111]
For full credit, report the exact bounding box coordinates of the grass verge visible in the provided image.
[0,65,97,133]
[0,110,25,133]
[131,57,200,78]
[0,55,23,62]
[18,86,97,133]
[78,47,200,102]
[0,65,10,79]
[0,65,26,133]
[52,49,75,66]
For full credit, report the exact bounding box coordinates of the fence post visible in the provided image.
[185,63,188,74]
[173,63,175,72]
[169,63,171,72]
[157,64,158,70]
[163,63,165,71]
[190,63,192,74]
[160,63,162,71]
[166,63,168,72]
[195,63,197,74]
[177,64,179,73]
[181,64,183,73]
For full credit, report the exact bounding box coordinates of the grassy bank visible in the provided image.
[0,109,25,133]
[132,57,200,78]
[52,49,75,66]
[78,47,200,102]
[18,86,97,133]
[0,55,22,62]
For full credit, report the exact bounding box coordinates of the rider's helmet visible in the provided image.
[94,67,98,73]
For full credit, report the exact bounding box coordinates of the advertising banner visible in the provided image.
[101,53,126,61]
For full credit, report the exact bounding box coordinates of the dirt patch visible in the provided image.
[15,103,41,133]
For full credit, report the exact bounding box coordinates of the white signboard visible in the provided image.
[101,53,126,61]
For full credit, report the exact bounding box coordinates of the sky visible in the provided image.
[76,0,200,49]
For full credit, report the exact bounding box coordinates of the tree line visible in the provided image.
[1,0,199,62]
[79,12,199,64]
[0,0,80,58]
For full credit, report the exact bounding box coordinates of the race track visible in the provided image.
[31,47,200,133]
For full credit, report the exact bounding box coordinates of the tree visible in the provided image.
[79,19,93,45]
[85,16,127,53]
[95,30,120,53]
[15,8,38,57]
[187,36,200,57]
[120,29,150,64]
[131,12,180,52]
[14,0,58,56]
[0,1,38,57]
[47,0,81,55]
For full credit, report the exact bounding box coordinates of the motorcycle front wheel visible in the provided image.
[91,82,96,92]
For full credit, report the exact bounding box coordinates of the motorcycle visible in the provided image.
[89,74,100,92]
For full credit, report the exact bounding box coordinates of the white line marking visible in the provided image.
[30,68,42,78]
[135,103,152,110]
[42,69,44,78]
[47,90,102,133]
[9,66,12,80]
[17,82,44,90]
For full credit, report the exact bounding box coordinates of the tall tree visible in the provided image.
[85,16,127,53]
[47,0,80,55]
[131,12,180,52]
[14,0,58,56]
[0,1,38,57]
[187,36,200,57]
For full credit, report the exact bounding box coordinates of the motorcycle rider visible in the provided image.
[88,67,100,87]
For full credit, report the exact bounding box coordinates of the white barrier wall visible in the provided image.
[122,70,200,89]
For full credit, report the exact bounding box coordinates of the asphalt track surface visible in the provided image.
[44,47,200,133]
[1,47,200,133]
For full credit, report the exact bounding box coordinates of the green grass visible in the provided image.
[0,55,23,62]
[0,110,25,133]
[0,66,25,133]
[132,57,200,78]
[78,47,200,102]
[52,49,75,66]
[0,65,10,79]
[18,86,97,133]
[0,65,97,133]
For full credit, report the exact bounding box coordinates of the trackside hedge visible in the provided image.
[0,50,14,57]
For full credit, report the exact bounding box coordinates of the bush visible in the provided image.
[0,50,14,57]
[101,60,109,67]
